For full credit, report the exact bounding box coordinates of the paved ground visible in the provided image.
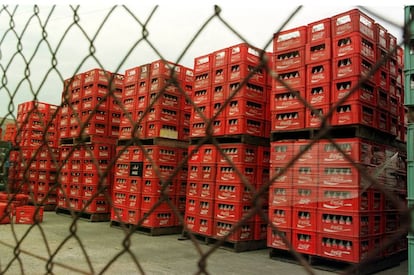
[0,212,408,274]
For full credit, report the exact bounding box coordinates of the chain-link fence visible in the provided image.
[0,4,412,275]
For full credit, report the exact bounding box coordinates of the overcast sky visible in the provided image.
[0,1,410,118]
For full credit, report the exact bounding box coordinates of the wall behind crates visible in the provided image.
[0,4,412,275]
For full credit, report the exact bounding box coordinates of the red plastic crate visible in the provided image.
[225,116,264,137]
[214,219,254,242]
[291,164,319,187]
[274,47,305,71]
[192,88,211,105]
[226,98,265,120]
[217,143,257,165]
[375,23,388,50]
[330,101,376,127]
[273,26,307,52]
[377,89,389,112]
[146,107,180,124]
[269,185,292,207]
[194,72,211,90]
[270,141,294,164]
[124,208,140,225]
[185,197,197,216]
[375,68,390,91]
[124,64,150,84]
[113,176,128,192]
[318,138,372,164]
[319,163,374,188]
[270,87,306,111]
[228,61,266,85]
[214,200,252,222]
[83,198,110,213]
[144,145,180,164]
[306,38,332,64]
[305,104,330,129]
[269,206,292,228]
[317,233,371,263]
[143,162,175,180]
[184,214,198,232]
[141,194,176,212]
[188,163,216,182]
[318,187,370,212]
[215,182,254,203]
[269,165,293,186]
[126,192,141,209]
[142,178,175,195]
[15,206,44,224]
[216,164,256,184]
[195,198,214,218]
[195,216,214,236]
[150,60,182,79]
[228,43,262,64]
[293,140,319,164]
[331,9,375,40]
[267,227,292,250]
[292,230,317,255]
[308,18,331,43]
[194,53,212,74]
[273,67,306,90]
[292,208,317,232]
[110,206,125,222]
[306,61,331,85]
[212,66,227,85]
[332,54,374,81]
[148,91,181,109]
[68,197,82,211]
[213,48,229,68]
[317,210,371,237]
[389,95,399,116]
[332,33,376,62]
[257,146,270,166]
[83,185,108,200]
[292,186,318,209]
[188,144,218,164]
[271,108,305,131]
[227,82,267,102]
[331,77,376,106]
[141,210,178,227]
[145,121,178,139]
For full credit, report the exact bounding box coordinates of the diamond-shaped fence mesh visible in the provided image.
[0,4,412,275]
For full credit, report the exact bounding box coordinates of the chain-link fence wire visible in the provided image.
[0,4,413,275]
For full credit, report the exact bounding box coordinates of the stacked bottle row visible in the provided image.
[7,101,60,206]
[268,138,407,263]
[271,9,406,140]
[190,43,271,138]
[111,145,187,228]
[119,60,193,141]
[184,143,270,242]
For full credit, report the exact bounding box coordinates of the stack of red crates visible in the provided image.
[7,101,60,207]
[191,43,270,138]
[268,8,407,264]
[185,43,271,244]
[119,60,193,141]
[57,69,123,215]
[111,59,192,229]
[186,143,270,242]
[2,123,17,144]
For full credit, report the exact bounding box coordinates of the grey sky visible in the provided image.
[0,2,408,118]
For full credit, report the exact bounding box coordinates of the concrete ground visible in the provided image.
[0,212,408,275]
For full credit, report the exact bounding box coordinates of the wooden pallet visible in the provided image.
[59,135,117,146]
[117,137,188,149]
[55,207,110,222]
[182,231,267,253]
[190,135,270,147]
[28,203,56,211]
[270,124,398,145]
[269,248,407,275]
[110,220,182,236]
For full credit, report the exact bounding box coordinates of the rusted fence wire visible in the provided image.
[0,4,412,275]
